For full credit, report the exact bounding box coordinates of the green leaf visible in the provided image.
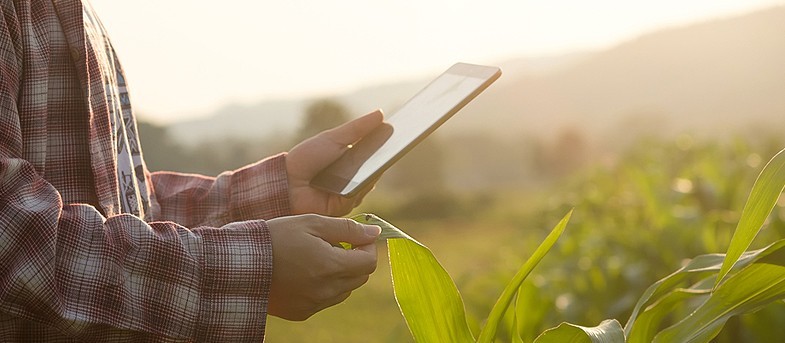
[352,213,475,343]
[625,277,713,343]
[514,281,549,342]
[654,241,785,343]
[624,253,725,337]
[715,148,785,288]
[477,210,573,343]
[511,303,526,343]
[625,241,785,340]
[534,319,625,343]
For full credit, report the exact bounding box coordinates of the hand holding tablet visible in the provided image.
[311,62,501,196]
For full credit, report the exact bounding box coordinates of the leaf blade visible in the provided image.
[654,240,785,342]
[477,210,573,343]
[534,319,625,343]
[715,148,785,288]
[352,213,475,343]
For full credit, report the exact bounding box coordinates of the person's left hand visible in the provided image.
[286,110,384,216]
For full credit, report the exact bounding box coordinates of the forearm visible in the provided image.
[0,158,273,341]
[149,153,291,227]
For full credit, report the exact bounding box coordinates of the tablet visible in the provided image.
[311,62,501,196]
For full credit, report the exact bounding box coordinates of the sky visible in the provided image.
[89,0,784,124]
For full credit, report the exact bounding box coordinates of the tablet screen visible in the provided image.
[312,63,501,196]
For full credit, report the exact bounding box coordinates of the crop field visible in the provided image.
[265,136,785,342]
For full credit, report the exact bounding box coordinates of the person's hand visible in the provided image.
[266,214,380,321]
[286,110,384,216]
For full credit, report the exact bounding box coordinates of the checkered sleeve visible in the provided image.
[0,8,273,340]
[149,153,292,227]
[0,159,274,342]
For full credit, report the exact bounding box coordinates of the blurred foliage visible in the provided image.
[138,99,785,341]
[135,121,185,172]
[137,121,290,176]
[469,136,785,342]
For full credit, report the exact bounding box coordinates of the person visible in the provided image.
[0,0,384,341]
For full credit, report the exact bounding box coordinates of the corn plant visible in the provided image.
[353,147,785,342]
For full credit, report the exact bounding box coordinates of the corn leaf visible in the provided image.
[625,240,785,340]
[625,277,713,343]
[653,240,785,342]
[477,210,573,343]
[514,281,549,342]
[534,319,625,343]
[511,312,526,343]
[352,213,475,342]
[715,148,785,288]
[624,253,726,338]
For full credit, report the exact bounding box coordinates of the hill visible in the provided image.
[466,6,785,145]
[167,6,785,148]
[165,54,588,145]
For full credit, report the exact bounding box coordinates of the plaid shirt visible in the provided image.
[0,0,291,341]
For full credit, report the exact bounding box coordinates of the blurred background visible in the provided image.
[91,1,785,341]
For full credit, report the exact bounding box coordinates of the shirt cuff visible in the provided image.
[230,153,291,221]
[194,220,273,342]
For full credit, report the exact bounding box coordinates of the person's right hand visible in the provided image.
[286,110,384,217]
[266,214,380,321]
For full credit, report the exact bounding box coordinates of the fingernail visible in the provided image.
[364,225,381,237]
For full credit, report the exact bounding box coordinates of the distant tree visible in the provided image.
[188,134,293,176]
[295,98,350,144]
[138,115,298,176]
[136,120,190,172]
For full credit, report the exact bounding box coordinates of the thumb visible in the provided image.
[320,109,384,146]
[287,110,384,180]
[312,217,381,247]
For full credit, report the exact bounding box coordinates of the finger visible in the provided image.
[317,290,353,313]
[325,189,370,217]
[311,217,381,247]
[287,110,384,180]
[340,274,372,293]
[317,274,371,311]
[350,175,381,207]
[326,196,357,217]
[320,109,384,146]
[336,243,378,276]
[327,175,380,215]
[354,241,377,255]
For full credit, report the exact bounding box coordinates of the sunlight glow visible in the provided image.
[88,0,784,123]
